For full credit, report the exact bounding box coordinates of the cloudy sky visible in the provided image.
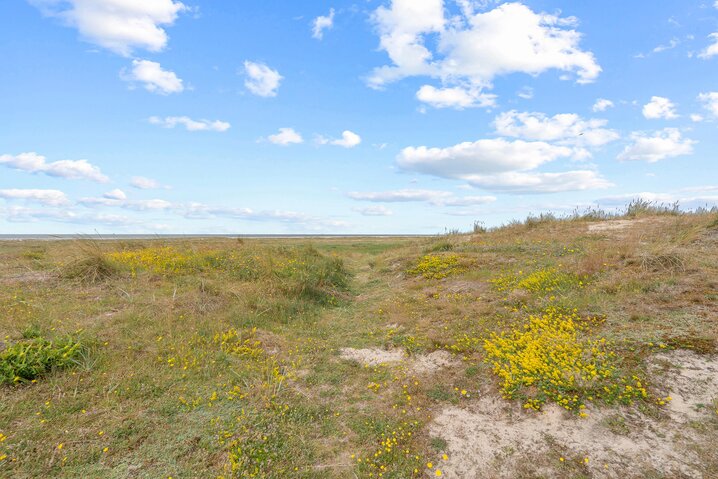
[1,0,718,234]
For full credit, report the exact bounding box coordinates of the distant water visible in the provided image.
[0,234,428,241]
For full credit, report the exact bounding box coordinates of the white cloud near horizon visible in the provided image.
[29,0,188,56]
[130,176,165,190]
[370,1,600,108]
[243,61,282,97]
[312,8,335,40]
[347,189,496,206]
[618,128,695,162]
[0,188,69,206]
[149,116,230,132]
[122,59,184,95]
[0,152,109,182]
[268,127,304,146]
[352,205,393,216]
[642,96,678,119]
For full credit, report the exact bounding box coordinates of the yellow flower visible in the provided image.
[427,462,433,469]
[57,443,64,450]
[442,454,448,460]
[435,470,443,477]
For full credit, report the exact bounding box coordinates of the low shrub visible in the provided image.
[0,336,85,385]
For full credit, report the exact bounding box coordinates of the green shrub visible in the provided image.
[0,336,85,385]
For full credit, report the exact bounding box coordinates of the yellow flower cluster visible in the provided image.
[408,254,464,280]
[483,307,648,411]
[491,267,586,294]
[107,246,196,275]
[214,328,264,360]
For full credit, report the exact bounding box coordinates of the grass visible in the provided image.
[0,210,717,477]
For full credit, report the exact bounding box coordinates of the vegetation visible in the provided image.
[0,208,717,477]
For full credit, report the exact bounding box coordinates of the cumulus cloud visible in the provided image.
[397,138,578,178]
[130,176,164,190]
[592,98,614,112]
[463,170,612,193]
[352,205,393,216]
[0,151,108,182]
[148,116,230,132]
[29,0,187,56]
[699,33,718,59]
[493,111,619,147]
[268,128,304,146]
[642,96,678,119]
[317,130,362,148]
[312,8,335,40]
[0,188,69,206]
[243,61,282,97]
[369,1,600,106]
[698,91,718,117]
[416,85,496,109]
[122,59,184,95]
[618,128,696,162]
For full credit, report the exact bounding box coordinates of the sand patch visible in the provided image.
[411,350,458,374]
[587,220,636,232]
[430,350,717,478]
[339,347,406,366]
[649,349,718,422]
[339,348,459,374]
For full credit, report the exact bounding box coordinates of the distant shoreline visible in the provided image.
[0,234,432,241]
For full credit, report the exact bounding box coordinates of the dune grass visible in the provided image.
[1,211,717,478]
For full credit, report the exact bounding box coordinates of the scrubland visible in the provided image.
[1,206,717,478]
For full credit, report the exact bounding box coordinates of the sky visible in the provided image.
[1,0,718,235]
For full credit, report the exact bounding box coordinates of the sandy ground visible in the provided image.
[429,349,717,478]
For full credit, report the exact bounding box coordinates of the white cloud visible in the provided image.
[312,8,335,40]
[268,128,304,146]
[464,170,612,193]
[317,130,362,148]
[592,98,614,112]
[130,176,163,189]
[652,38,679,53]
[436,195,496,206]
[642,96,678,119]
[29,0,187,56]
[103,188,126,200]
[348,189,451,202]
[122,59,184,95]
[0,188,69,206]
[352,205,393,216]
[347,189,496,206]
[398,138,578,178]
[698,91,718,117]
[618,128,696,163]
[148,116,230,132]
[369,1,600,105]
[243,61,282,97]
[516,86,533,100]
[0,151,108,182]
[690,114,704,122]
[699,33,718,59]
[416,85,496,109]
[493,111,619,147]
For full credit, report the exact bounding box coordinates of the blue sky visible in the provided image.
[1,0,718,234]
